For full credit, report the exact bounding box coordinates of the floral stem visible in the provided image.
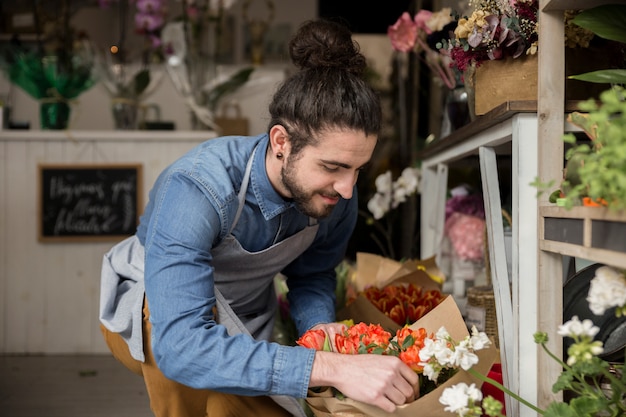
[540,342,569,369]
[467,368,546,415]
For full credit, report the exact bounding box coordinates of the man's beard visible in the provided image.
[281,160,338,219]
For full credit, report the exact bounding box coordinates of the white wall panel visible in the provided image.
[0,131,214,353]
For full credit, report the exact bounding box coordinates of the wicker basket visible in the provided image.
[466,285,499,348]
[465,210,512,348]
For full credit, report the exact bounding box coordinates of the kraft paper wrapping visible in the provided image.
[307,296,499,417]
[336,253,446,335]
[352,253,445,292]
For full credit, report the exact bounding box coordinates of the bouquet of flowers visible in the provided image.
[304,296,498,417]
[336,252,446,335]
[438,0,539,72]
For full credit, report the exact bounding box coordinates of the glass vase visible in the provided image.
[40,100,71,130]
[445,86,471,131]
[111,98,139,130]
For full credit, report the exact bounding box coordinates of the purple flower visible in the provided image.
[135,12,164,33]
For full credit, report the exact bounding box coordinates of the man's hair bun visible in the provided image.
[288,19,367,77]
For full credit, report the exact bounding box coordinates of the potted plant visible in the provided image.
[554,4,626,210]
[558,87,626,210]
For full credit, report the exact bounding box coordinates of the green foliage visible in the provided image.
[205,67,255,112]
[571,5,626,45]
[132,69,151,97]
[569,5,626,85]
[5,51,96,100]
[559,87,626,210]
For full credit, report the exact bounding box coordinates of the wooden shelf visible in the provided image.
[420,100,583,159]
[542,0,622,11]
[540,206,626,269]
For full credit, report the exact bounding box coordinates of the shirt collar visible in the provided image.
[250,135,296,220]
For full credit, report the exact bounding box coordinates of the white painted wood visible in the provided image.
[479,146,517,417]
[0,131,214,353]
[512,114,539,414]
[420,113,543,416]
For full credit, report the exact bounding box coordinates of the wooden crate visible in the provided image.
[473,47,611,116]
[474,55,538,116]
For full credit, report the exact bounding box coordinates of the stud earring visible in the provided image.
[276,152,283,159]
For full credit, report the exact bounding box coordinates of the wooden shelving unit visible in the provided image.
[540,207,626,269]
[420,2,626,416]
[536,0,626,414]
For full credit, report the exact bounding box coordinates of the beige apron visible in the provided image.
[212,145,319,417]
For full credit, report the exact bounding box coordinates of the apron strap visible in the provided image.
[230,145,258,234]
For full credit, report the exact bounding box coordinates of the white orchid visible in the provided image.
[367,167,421,219]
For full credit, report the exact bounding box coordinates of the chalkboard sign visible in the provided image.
[38,164,143,242]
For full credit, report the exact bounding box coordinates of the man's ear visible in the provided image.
[269,124,291,157]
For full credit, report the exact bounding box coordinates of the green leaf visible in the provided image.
[322,333,331,352]
[544,402,576,417]
[569,396,609,417]
[206,67,255,112]
[569,69,626,84]
[133,69,151,97]
[571,5,626,44]
[401,334,414,349]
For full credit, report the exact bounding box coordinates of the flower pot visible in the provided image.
[40,100,71,130]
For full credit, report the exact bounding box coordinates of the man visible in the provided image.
[100,19,418,417]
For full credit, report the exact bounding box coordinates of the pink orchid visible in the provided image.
[414,10,434,34]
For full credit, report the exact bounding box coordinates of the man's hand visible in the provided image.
[309,350,420,413]
[309,322,347,352]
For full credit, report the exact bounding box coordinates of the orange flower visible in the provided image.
[296,329,327,350]
[339,322,392,353]
[396,327,429,371]
[362,283,446,326]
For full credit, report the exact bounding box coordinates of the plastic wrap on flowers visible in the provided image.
[306,296,498,417]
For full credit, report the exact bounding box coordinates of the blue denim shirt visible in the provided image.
[135,134,358,398]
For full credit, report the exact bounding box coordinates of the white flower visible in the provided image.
[586,266,626,316]
[392,184,410,208]
[435,326,451,340]
[367,193,391,220]
[374,170,393,194]
[367,168,421,218]
[422,362,440,381]
[397,167,421,194]
[439,383,483,416]
[452,345,480,370]
[558,315,600,339]
[469,326,492,350]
